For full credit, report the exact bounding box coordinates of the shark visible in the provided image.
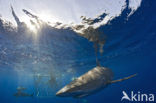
[56,66,136,98]
[14,92,34,97]
[14,86,33,97]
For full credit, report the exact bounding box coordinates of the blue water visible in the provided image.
[0,0,156,103]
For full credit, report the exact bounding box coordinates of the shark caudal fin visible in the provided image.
[110,74,137,84]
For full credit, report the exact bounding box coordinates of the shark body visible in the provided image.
[56,66,136,98]
[14,92,33,97]
[14,86,33,97]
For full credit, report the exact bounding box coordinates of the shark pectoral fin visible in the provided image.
[110,73,137,84]
[74,94,89,98]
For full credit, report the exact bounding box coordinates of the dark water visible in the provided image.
[0,0,156,103]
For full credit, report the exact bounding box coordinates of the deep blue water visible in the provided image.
[0,0,156,103]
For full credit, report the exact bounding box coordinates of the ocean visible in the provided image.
[0,0,156,103]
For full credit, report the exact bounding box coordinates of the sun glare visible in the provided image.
[21,13,59,33]
[20,12,61,42]
[20,16,38,34]
[37,12,59,23]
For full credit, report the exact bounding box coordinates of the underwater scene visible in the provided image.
[0,0,156,103]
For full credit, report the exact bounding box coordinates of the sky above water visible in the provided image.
[0,0,142,25]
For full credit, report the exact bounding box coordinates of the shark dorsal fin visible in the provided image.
[110,74,137,84]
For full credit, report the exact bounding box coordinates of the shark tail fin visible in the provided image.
[110,74,137,84]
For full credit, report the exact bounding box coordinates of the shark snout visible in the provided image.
[56,86,71,97]
[56,90,63,96]
[56,88,67,96]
